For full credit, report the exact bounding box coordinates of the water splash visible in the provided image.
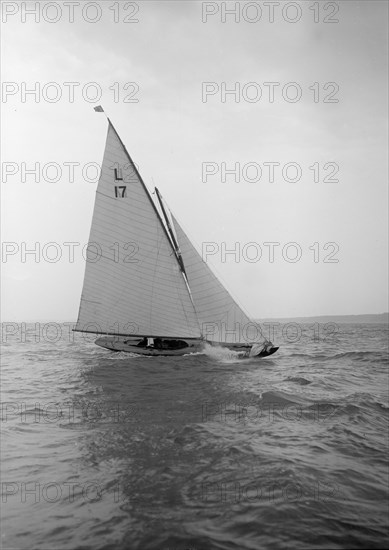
[203,343,244,363]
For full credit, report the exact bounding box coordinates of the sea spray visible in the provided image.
[203,343,244,363]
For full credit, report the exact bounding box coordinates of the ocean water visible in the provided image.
[1,322,388,550]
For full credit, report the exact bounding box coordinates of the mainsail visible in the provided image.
[74,121,201,338]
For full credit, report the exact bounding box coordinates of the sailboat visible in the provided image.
[73,108,279,358]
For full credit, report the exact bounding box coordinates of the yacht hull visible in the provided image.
[95,337,278,358]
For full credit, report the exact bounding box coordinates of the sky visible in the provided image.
[1,0,388,321]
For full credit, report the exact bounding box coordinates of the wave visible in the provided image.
[285,376,312,385]
[258,390,311,407]
[249,391,389,424]
[331,350,388,361]
[289,350,388,363]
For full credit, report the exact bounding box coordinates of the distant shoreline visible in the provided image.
[256,313,389,324]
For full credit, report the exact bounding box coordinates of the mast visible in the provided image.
[154,188,203,338]
[155,187,186,274]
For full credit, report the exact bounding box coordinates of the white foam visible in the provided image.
[203,343,245,363]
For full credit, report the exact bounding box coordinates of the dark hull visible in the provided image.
[95,337,279,358]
